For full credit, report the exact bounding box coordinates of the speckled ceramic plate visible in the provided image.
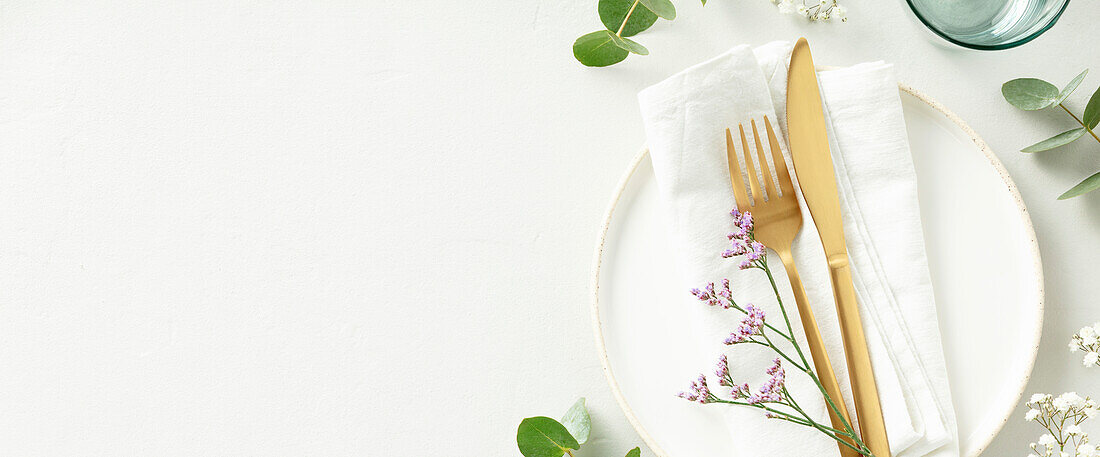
[591,85,1043,457]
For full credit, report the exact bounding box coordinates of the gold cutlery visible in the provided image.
[725,117,858,457]
[786,37,890,457]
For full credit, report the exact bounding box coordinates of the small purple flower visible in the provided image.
[690,282,731,309]
[724,304,766,344]
[677,374,713,404]
[748,241,766,260]
[724,210,766,266]
[748,358,786,405]
[715,354,730,384]
[731,382,751,399]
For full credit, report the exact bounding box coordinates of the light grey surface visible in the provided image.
[0,1,1096,455]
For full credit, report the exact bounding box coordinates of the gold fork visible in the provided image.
[726,117,858,457]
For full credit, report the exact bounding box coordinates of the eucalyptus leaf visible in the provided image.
[609,34,649,55]
[626,447,641,457]
[1059,171,1100,200]
[573,31,629,67]
[517,417,580,457]
[599,0,658,37]
[1085,84,1100,129]
[639,0,676,20]
[1002,78,1060,111]
[1056,69,1089,104]
[561,398,591,445]
[1021,128,1086,152]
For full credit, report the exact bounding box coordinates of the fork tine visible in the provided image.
[738,124,764,204]
[725,128,751,209]
[750,119,778,200]
[763,116,794,197]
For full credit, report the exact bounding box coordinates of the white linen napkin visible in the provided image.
[638,41,958,457]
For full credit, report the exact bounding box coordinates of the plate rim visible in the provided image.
[589,83,1045,457]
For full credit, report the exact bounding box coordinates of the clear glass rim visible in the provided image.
[904,0,1071,50]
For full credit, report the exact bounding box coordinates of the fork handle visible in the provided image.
[775,248,859,457]
[829,258,890,457]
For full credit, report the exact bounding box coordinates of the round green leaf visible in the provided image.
[639,0,677,20]
[517,417,580,457]
[573,31,629,67]
[599,0,658,37]
[609,34,649,55]
[1084,84,1100,129]
[1002,78,1059,110]
[1057,69,1088,104]
[626,447,642,457]
[561,398,591,445]
[1021,128,1086,152]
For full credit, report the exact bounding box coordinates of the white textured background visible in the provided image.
[0,1,1098,455]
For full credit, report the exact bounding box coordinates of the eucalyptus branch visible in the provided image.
[1002,70,1100,199]
[1059,103,1100,144]
[615,0,640,36]
[516,398,642,457]
[573,0,848,67]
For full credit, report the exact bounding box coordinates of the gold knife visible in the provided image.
[786,37,890,457]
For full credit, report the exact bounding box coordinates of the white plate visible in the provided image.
[591,85,1043,457]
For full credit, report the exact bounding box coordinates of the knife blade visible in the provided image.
[786,37,891,457]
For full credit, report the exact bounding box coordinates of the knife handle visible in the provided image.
[828,258,890,457]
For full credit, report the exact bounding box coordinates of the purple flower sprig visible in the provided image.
[724,304,766,345]
[723,209,767,270]
[676,209,875,457]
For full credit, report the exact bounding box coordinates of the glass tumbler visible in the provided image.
[905,0,1071,50]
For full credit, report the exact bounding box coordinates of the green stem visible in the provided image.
[760,333,809,372]
[616,0,640,36]
[1059,103,1100,144]
[761,260,864,448]
[762,265,812,370]
[782,387,874,456]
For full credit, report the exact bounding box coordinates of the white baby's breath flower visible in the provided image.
[1054,396,1072,411]
[1063,392,1085,408]
[1086,407,1099,418]
[1032,393,1050,403]
[1085,352,1099,367]
[1039,434,1058,447]
[1067,424,1083,435]
[1072,340,1082,352]
[1080,444,1097,457]
[1092,321,1100,334]
[777,0,797,14]
[1081,327,1097,346]
[834,5,847,21]
[767,0,847,22]
[1026,409,1041,421]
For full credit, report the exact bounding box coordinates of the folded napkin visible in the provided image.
[639,41,958,457]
